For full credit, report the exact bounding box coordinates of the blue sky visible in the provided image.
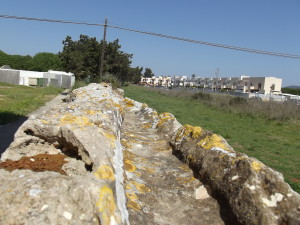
[1,0,299,86]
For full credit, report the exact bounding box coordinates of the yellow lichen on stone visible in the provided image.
[251,161,263,172]
[40,119,50,125]
[94,165,115,181]
[131,181,151,193]
[124,159,136,172]
[127,201,141,211]
[112,102,124,115]
[175,124,203,141]
[85,110,97,115]
[124,98,135,107]
[123,149,137,160]
[60,114,93,127]
[142,123,152,129]
[230,156,247,165]
[197,134,232,152]
[176,176,195,184]
[156,112,174,127]
[125,192,141,211]
[134,171,142,176]
[97,185,117,225]
[125,183,132,190]
[103,132,117,147]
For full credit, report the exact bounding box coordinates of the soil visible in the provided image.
[0,153,67,175]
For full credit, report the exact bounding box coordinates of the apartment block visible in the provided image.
[141,75,282,94]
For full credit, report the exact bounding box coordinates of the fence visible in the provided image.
[0,69,20,85]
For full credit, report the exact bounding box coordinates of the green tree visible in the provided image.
[59,35,135,83]
[0,51,33,70]
[105,39,133,83]
[30,52,62,71]
[129,66,143,83]
[281,88,300,95]
[144,68,154,78]
[0,50,62,72]
[59,36,84,79]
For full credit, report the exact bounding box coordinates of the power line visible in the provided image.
[107,24,300,59]
[0,14,104,26]
[1,14,300,60]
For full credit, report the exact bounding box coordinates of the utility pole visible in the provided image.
[99,18,107,77]
[215,68,219,79]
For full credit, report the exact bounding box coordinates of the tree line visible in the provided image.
[281,88,300,95]
[0,34,155,84]
[0,50,62,72]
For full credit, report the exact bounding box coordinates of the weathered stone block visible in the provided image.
[170,123,300,225]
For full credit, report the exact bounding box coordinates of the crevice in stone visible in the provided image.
[62,93,76,102]
[171,146,242,225]
[85,163,93,172]
[22,130,94,173]
[24,129,34,136]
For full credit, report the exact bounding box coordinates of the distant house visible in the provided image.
[141,76,172,87]
[140,75,283,95]
[0,65,75,89]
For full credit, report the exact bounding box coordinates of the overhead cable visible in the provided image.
[107,24,300,59]
[0,14,299,59]
[0,14,104,26]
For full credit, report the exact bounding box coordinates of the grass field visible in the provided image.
[123,85,300,193]
[0,82,63,125]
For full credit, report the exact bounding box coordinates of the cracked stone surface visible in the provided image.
[121,103,225,225]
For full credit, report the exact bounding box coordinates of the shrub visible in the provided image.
[100,73,121,88]
[229,96,247,106]
[191,92,212,101]
[72,80,88,90]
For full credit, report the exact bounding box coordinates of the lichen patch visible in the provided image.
[94,165,115,181]
[175,124,203,141]
[251,161,263,172]
[124,98,135,107]
[97,185,118,225]
[124,159,136,172]
[197,134,232,152]
[60,114,93,127]
[156,112,175,127]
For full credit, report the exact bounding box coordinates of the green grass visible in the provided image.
[123,85,300,193]
[0,82,63,124]
[72,80,88,90]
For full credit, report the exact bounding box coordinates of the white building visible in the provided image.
[0,66,75,89]
[140,75,283,95]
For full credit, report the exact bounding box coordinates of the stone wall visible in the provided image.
[0,83,129,225]
[168,122,300,225]
[0,83,299,225]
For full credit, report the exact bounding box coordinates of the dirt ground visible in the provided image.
[0,91,69,156]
